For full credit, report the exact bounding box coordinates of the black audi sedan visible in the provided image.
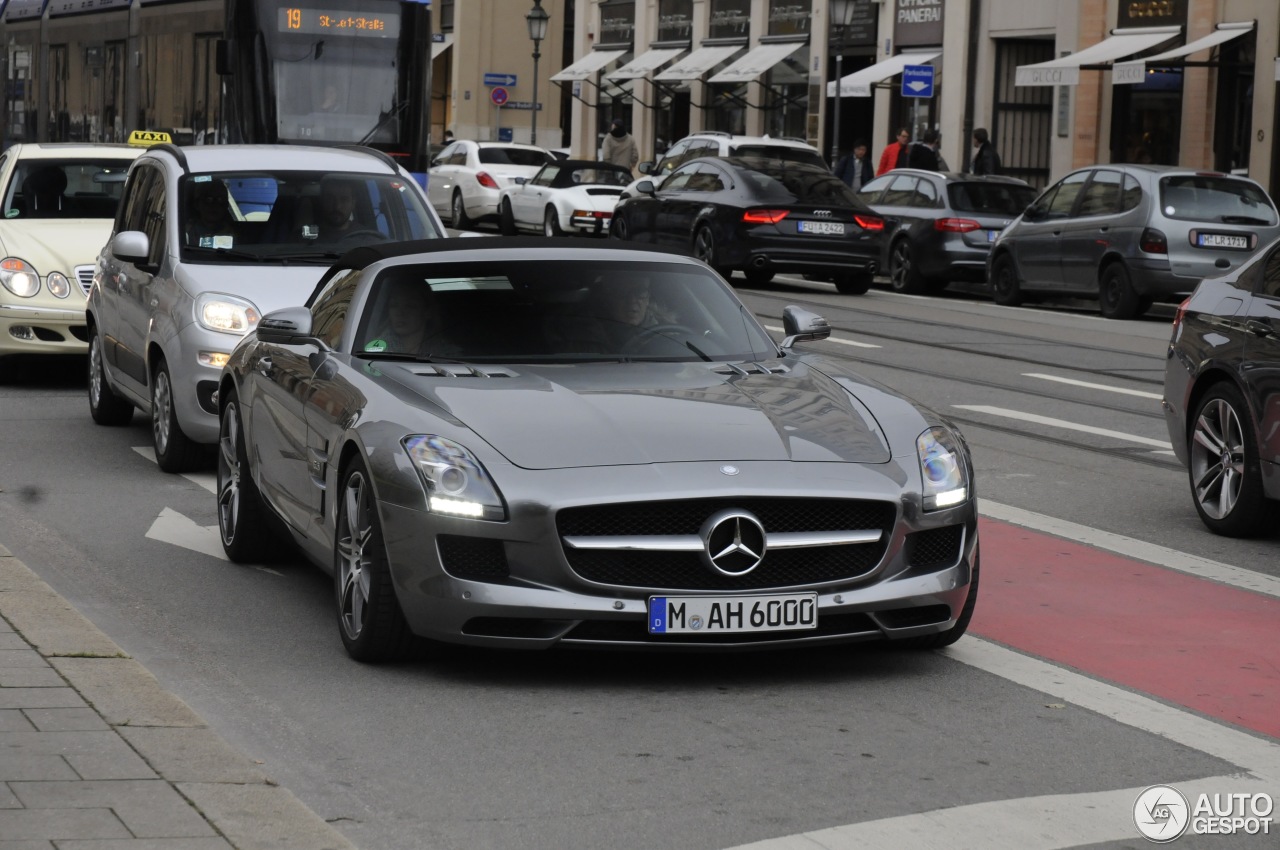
[611,156,887,294]
[1162,242,1280,537]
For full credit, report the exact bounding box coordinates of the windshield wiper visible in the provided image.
[355,351,468,364]
[270,250,346,262]
[1219,215,1272,225]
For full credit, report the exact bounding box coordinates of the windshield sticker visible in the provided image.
[4,209,17,218]
[198,235,235,249]
[192,175,212,183]
[364,339,388,353]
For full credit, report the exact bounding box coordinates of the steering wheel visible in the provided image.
[622,323,699,353]
[338,229,389,242]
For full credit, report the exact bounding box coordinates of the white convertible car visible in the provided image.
[0,143,142,376]
[498,160,633,238]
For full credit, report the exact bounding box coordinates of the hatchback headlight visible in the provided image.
[402,435,506,521]
[46,271,72,299]
[0,258,40,297]
[195,292,261,335]
[917,426,968,511]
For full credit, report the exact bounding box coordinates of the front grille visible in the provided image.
[438,535,509,581]
[905,525,964,569]
[75,266,95,296]
[558,498,895,590]
[563,612,880,644]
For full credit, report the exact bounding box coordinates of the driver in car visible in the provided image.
[551,274,680,354]
[318,178,372,242]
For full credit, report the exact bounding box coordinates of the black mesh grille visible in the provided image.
[564,612,880,644]
[437,535,509,581]
[558,498,896,590]
[876,604,952,629]
[905,525,963,569]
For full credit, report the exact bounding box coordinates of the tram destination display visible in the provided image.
[278,6,400,37]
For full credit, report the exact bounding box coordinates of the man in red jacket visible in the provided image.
[877,127,911,176]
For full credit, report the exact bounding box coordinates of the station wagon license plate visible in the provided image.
[648,593,818,634]
[1197,232,1249,249]
[798,220,845,236]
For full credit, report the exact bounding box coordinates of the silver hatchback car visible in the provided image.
[86,144,445,471]
[987,164,1280,318]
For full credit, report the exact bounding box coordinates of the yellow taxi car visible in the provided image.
[0,139,149,375]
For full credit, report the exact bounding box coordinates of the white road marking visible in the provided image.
[145,507,227,562]
[953,405,1173,449]
[729,639,1279,850]
[763,325,880,349]
[1023,372,1164,400]
[132,446,217,494]
[980,500,1280,599]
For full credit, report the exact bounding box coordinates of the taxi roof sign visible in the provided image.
[128,130,172,146]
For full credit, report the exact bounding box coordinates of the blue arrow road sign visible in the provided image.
[901,64,935,98]
[484,73,518,87]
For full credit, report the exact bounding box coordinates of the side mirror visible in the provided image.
[111,231,150,263]
[256,307,315,344]
[636,180,656,196]
[780,305,831,349]
[1023,204,1046,222]
[514,176,527,185]
[637,161,654,175]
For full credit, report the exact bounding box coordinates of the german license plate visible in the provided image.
[1197,233,1248,249]
[987,230,1000,242]
[648,593,818,634]
[797,220,845,236]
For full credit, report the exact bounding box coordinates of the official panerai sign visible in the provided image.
[894,0,943,48]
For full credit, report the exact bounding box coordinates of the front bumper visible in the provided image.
[0,302,90,357]
[166,322,241,443]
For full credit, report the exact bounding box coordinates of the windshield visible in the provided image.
[179,170,438,263]
[4,159,133,219]
[947,182,1038,215]
[552,165,632,188]
[352,260,779,363]
[729,145,828,169]
[1159,176,1278,225]
[479,147,555,167]
[737,163,867,208]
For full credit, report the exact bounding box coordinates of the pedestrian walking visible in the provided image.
[971,127,1002,175]
[601,119,638,172]
[877,127,912,176]
[908,129,942,171]
[834,141,873,191]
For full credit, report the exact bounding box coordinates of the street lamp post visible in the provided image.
[526,0,550,146]
[828,0,856,169]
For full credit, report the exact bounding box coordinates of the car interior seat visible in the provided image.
[22,166,68,217]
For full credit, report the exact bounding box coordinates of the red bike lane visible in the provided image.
[970,517,1280,740]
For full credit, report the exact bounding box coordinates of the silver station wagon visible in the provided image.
[987,164,1280,319]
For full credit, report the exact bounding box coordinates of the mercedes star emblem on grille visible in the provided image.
[699,509,767,576]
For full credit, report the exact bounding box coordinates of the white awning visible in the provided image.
[707,41,805,85]
[431,35,453,61]
[1015,26,1181,86]
[606,47,686,81]
[826,50,941,98]
[1112,22,1253,84]
[655,44,744,81]
[551,49,628,82]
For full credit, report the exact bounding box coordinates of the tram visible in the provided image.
[1,0,433,179]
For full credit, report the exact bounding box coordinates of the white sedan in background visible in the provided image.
[426,140,554,229]
[498,160,633,238]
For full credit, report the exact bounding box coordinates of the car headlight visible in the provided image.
[0,258,40,297]
[917,426,968,511]
[195,292,261,335]
[46,271,72,299]
[402,435,506,521]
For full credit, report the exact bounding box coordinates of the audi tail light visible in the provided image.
[854,214,885,231]
[476,172,500,189]
[1140,227,1168,254]
[743,209,790,224]
[935,218,982,233]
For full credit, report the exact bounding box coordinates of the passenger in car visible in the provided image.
[185,181,239,247]
[362,280,453,357]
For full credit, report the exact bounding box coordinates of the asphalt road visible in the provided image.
[0,274,1276,850]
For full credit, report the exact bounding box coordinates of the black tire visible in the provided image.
[498,199,518,235]
[1187,383,1272,537]
[611,214,629,241]
[543,206,564,237]
[450,191,472,230]
[990,253,1022,306]
[87,330,133,426]
[151,355,205,473]
[216,390,274,562]
[1099,262,1142,319]
[743,268,774,285]
[692,225,730,277]
[900,549,980,649]
[335,455,415,662]
[888,238,927,294]
[833,272,873,295]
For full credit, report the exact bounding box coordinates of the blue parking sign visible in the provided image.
[901,65,935,98]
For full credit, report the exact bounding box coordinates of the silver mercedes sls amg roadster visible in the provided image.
[216,238,979,661]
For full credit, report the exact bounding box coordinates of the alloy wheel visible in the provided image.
[693,228,715,264]
[89,336,105,406]
[337,471,375,641]
[217,403,242,545]
[152,368,173,454]
[1190,397,1245,520]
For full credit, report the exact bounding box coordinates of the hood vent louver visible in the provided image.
[407,364,517,378]
[712,362,791,376]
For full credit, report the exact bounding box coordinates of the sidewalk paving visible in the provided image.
[0,541,357,849]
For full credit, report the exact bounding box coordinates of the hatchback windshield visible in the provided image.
[478,147,555,167]
[179,170,438,262]
[5,160,132,219]
[730,145,828,170]
[1159,176,1278,225]
[948,182,1037,215]
[353,260,778,362]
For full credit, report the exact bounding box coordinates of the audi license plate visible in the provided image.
[1197,233,1248,249]
[797,220,845,236]
[648,593,818,634]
